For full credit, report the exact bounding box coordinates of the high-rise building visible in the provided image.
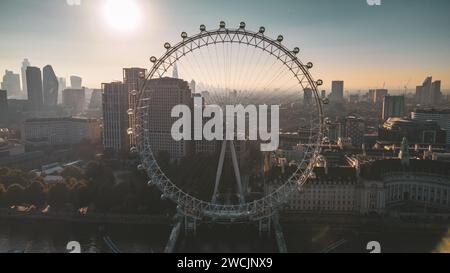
[382,95,405,120]
[102,82,130,153]
[145,77,193,160]
[89,89,102,110]
[70,76,82,89]
[26,66,43,110]
[190,80,196,94]
[123,68,146,86]
[123,67,147,148]
[0,90,7,124]
[330,81,344,103]
[172,63,179,79]
[62,88,85,114]
[412,108,450,144]
[373,89,388,104]
[43,65,59,107]
[415,77,442,106]
[303,88,313,106]
[21,59,30,95]
[57,77,66,104]
[1,70,21,98]
[345,116,365,148]
[431,80,442,105]
[58,77,66,90]
[321,90,326,99]
[326,122,342,142]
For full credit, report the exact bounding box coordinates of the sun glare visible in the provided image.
[102,0,141,32]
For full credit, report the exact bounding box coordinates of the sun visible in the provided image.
[102,0,141,32]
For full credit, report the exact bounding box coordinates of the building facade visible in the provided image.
[1,70,21,98]
[22,117,101,146]
[382,95,405,120]
[416,77,442,106]
[0,90,7,124]
[375,89,388,104]
[62,88,85,115]
[21,59,30,96]
[70,76,82,89]
[378,117,446,144]
[285,159,450,215]
[26,66,43,110]
[123,67,147,148]
[145,77,193,161]
[303,88,313,106]
[412,108,450,144]
[102,82,130,153]
[345,116,365,148]
[330,81,344,103]
[43,65,59,107]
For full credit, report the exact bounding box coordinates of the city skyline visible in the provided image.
[1,1,450,255]
[0,0,449,91]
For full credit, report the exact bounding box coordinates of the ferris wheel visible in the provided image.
[133,22,324,222]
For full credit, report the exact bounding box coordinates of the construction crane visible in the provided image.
[403,78,411,96]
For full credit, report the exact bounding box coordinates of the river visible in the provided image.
[0,219,448,253]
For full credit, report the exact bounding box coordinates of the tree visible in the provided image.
[0,167,29,188]
[4,184,25,206]
[93,184,115,212]
[47,182,70,210]
[61,166,84,180]
[25,181,46,207]
[0,184,6,207]
[69,180,91,209]
[85,161,114,190]
[76,139,96,160]
[85,161,103,180]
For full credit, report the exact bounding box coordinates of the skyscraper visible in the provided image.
[58,77,66,104]
[43,65,59,106]
[415,77,442,106]
[89,89,102,110]
[21,59,30,95]
[431,80,442,105]
[345,116,365,148]
[373,89,388,104]
[70,76,82,89]
[102,82,130,153]
[303,88,313,106]
[26,66,43,110]
[172,63,179,79]
[382,96,405,120]
[190,80,196,93]
[1,70,21,98]
[368,89,376,103]
[123,67,147,148]
[145,77,193,160]
[123,67,146,86]
[330,81,344,103]
[62,88,85,115]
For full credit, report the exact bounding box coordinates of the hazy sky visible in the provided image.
[0,0,449,92]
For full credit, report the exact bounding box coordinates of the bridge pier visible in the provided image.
[164,214,198,253]
[164,218,182,253]
[272,213,288,253]
[257,212,288,253]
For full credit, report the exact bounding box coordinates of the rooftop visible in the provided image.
[24,117,98,123]
[413,108,450,115]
